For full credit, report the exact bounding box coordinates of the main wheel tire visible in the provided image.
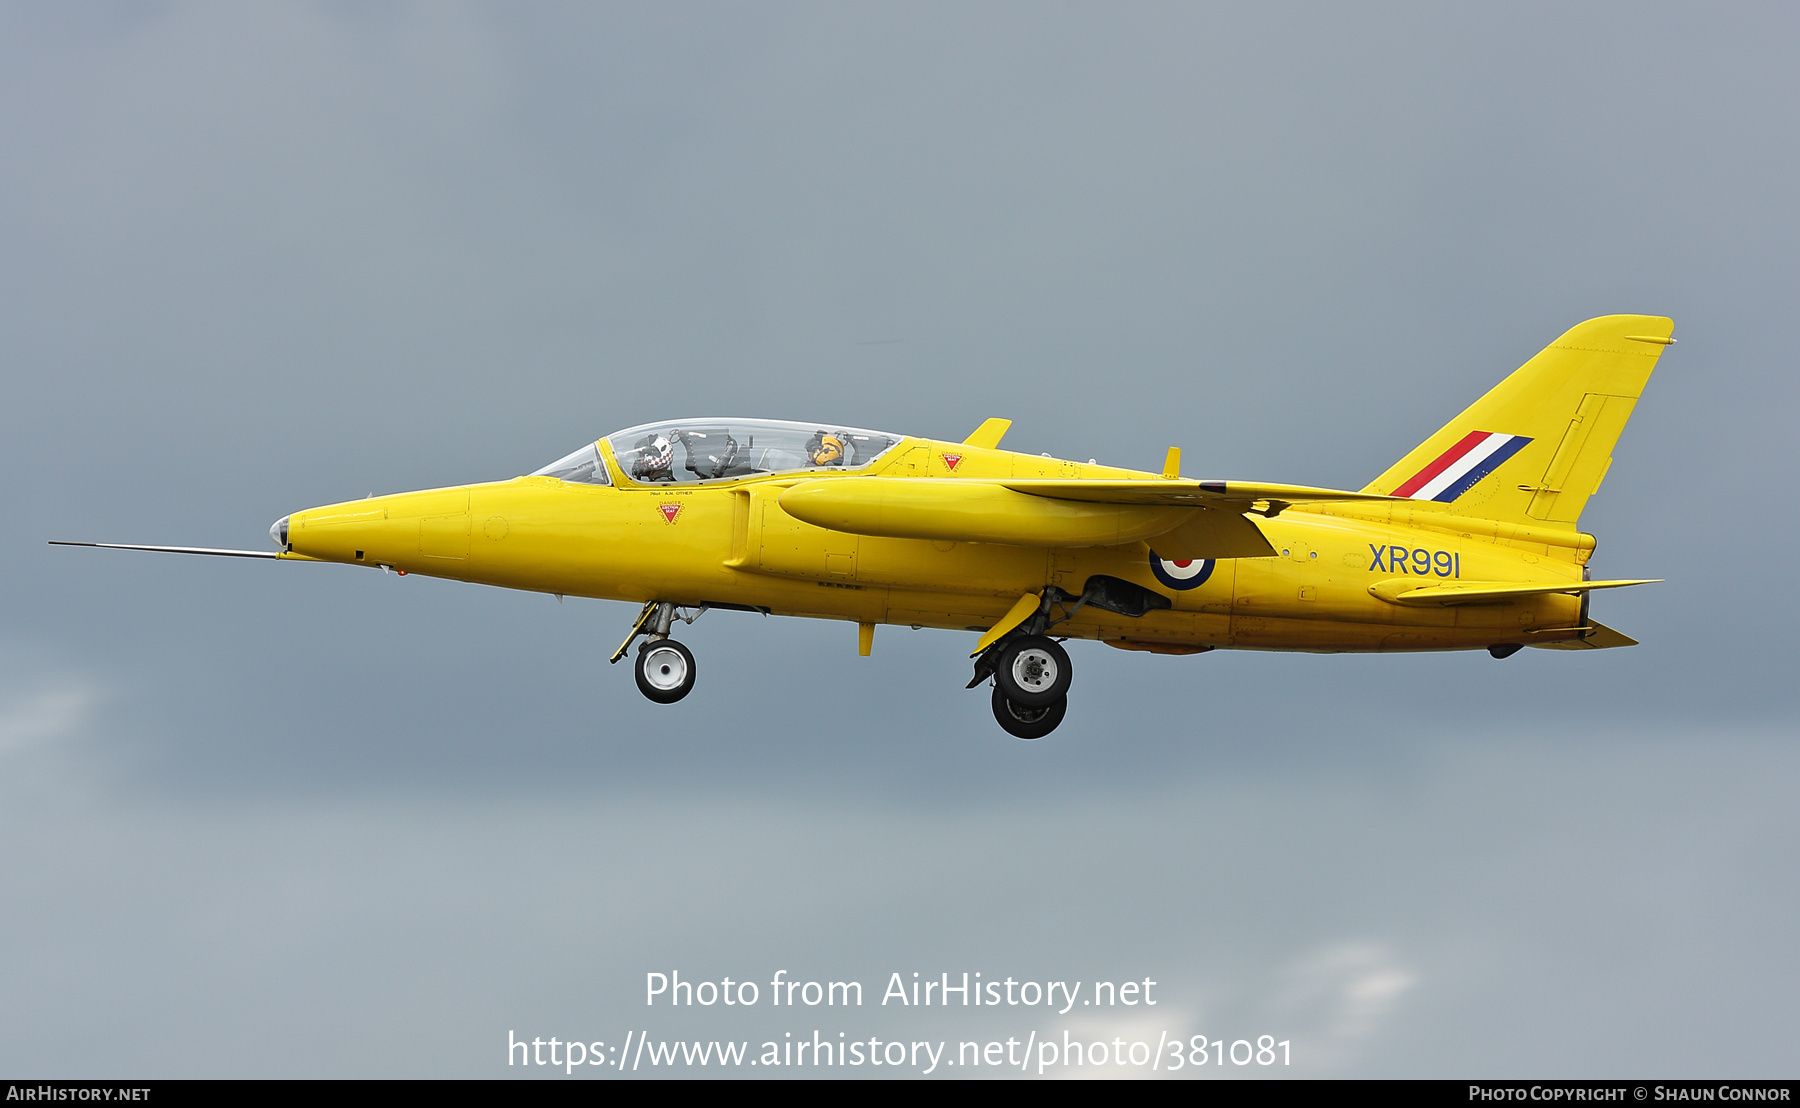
[994,635,1072,708]
[991,686,1067,740]
[635,639,696,704]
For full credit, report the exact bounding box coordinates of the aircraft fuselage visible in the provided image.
[282,436,1589,656]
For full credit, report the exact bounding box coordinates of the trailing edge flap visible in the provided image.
[1146,508,1276,560]
[1530,621,1641,650]
[1003,479,1397,510]
[1369,578,1660,607]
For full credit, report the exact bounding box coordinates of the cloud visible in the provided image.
[1266,943,1418,1067]
[3,724,1788,1076]
[0,677,101,755]
[1046,1011,1193,1080]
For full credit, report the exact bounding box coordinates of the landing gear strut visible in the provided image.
[612,600,705,704]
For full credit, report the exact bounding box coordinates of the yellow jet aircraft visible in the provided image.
[56,314,1670,738]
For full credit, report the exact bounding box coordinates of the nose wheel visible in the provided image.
[635,639,696,703]
[611,600,708,704]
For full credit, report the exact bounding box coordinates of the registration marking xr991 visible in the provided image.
[1369,544,1460,577]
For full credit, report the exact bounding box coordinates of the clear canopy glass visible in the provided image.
[604,418,902,484]
[529,442,611,485]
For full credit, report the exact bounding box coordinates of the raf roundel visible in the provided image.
[1148,551,1215,591]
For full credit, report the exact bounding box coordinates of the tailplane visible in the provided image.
[1530,622,1640,650]
[1364,315,1673,526]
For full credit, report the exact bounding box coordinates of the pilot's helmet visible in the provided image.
[808,432,845,467]
[635,434,675,476]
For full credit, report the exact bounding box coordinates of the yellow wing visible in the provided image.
[1000,479,1397,559]
[778,477,1393,560]
[1001,479,1397,510]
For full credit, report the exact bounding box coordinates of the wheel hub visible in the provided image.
[1002,699,1052,724]
[1010,648,1057,692]
[641,644,689,691]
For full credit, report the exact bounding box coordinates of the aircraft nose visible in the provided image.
[270,516,289,549]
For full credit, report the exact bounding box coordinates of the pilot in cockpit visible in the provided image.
[806,431,846,468]
[631,433,677,482]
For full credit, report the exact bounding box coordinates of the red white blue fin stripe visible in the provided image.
[1392,431,1533,503]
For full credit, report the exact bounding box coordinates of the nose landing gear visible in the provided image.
[611,600,707,704]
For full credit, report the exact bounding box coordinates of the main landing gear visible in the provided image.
[984,634,1071,739]
[971,589,1087,740]
[611,600,706,704]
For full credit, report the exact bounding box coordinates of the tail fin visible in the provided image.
[1363,315,1674,526]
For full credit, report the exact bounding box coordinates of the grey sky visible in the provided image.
[2,1,1797,1077]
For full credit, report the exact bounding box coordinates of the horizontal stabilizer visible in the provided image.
[50,541,281,560]
[1003,479,1397,509]
[1530,621,1641,650]
[1369,577,1659,607]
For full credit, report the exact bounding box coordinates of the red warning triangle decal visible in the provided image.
[658,503,682,523]
[942,453,963,471]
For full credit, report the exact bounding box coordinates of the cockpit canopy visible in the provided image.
[600,418,902,484]
[530,442,611,485]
